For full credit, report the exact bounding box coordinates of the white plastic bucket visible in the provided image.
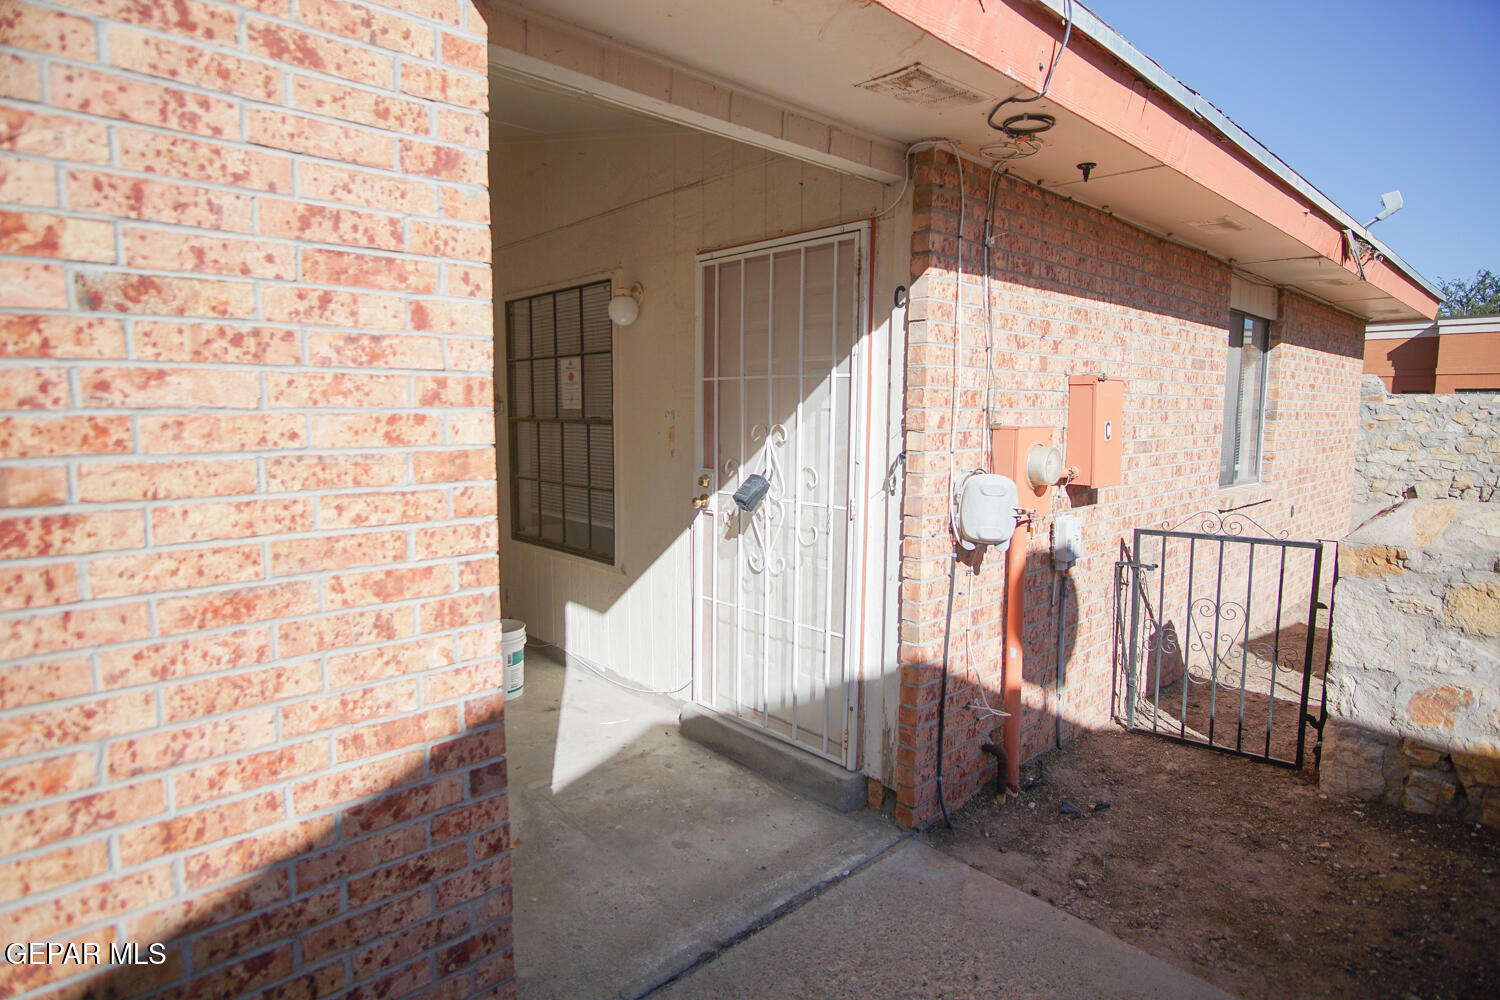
[500,619,526,699]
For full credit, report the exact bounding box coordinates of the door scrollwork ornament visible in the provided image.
[744,423,789,576]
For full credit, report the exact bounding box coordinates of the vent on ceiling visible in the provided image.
[856,64,988,108]
[1311,277,1354,287]
[1186,216,1249,233]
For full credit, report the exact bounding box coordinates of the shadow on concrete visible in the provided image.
[505,648,903,1000]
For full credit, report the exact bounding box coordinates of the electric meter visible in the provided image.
[1026,444,1064,490]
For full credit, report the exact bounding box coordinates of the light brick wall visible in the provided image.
[893,151,1365,826]
[0,2,511,998]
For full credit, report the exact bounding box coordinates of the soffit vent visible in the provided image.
[856,64,988,108]
[1186,215,1249,233]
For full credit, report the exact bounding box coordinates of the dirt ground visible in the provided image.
[929,729,1500,1000]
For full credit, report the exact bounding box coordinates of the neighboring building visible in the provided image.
[0,2,1441,999]
[1365,314,1500,393]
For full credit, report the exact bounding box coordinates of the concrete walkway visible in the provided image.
[508,651,1233,1000]
[653,839,1236,999]
[507,651,901,1000]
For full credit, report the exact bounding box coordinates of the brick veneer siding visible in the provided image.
[0,2,511,998]
[893,151,1365,827]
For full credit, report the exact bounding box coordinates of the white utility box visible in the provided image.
[957,473,1019,551]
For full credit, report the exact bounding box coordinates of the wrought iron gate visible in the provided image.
[1114,511,1336,768]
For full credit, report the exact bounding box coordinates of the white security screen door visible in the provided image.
[694,225,868,767]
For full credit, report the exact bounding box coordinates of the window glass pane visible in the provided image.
[517,480,539,535]
[582,353,611,420]
[590,490,615,552]
[516,422,537,478]
[555,286,582,355]
[563,424,588,486]
[511,360,532,419]
[581,283,612,352]
[1218,311,1269,487]
[589,426,613,490]
[506,280,615,562]
[538,422,561,482]
[532,295,555,357]
[557,356,582,417]
[534,354,556,418]
[1237,316,1268,482]
[539,483,564,543]
[564,487,589,549]
[508,300,530,358]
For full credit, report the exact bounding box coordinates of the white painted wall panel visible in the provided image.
[493,127,889,695]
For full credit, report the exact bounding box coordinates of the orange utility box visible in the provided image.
[990,425,1055,502]
[1066,374,1124,488]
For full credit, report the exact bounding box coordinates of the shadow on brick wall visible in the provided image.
[12,706,525,1000]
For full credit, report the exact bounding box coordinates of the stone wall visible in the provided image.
[1321,501,1500,826]
[1355,375,1500,502]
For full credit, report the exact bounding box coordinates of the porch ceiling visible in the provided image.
[494,0,1436,322]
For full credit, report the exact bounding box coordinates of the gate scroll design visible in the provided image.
[1113,511,1336,769]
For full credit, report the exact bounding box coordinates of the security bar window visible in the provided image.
[1219,310,1270,487]
[507,280,615,562]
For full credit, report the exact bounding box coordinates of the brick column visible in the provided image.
[1,1,510,997]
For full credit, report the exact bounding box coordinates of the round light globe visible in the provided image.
[608,294,640,326]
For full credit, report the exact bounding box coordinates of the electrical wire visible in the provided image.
[985,0,1074,132]
[981,161,1006,472]
[874,137,967,221]
[925,137,966,830]
[963,559,1009,721]
[934,550,959,831]
[876,142,966,498]
[872,152,913,220]
[527,638,693,696]
[942,144,967,507]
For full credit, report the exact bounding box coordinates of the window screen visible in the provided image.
[1218,310,1270,487]
[507,281,615,562]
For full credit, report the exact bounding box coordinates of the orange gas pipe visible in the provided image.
[1002,522,1025,795]
[993,425,1052,797]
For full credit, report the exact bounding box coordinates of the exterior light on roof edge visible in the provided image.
[1365,190,1403,228]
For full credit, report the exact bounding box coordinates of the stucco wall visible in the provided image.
[1321,501,1500,827]
[1355,375,1500,503]
[0,2,511,997]
[491,126,890,694]
[894,150,1368,827]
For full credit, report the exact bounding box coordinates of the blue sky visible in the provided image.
[1085,0,1499,289]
